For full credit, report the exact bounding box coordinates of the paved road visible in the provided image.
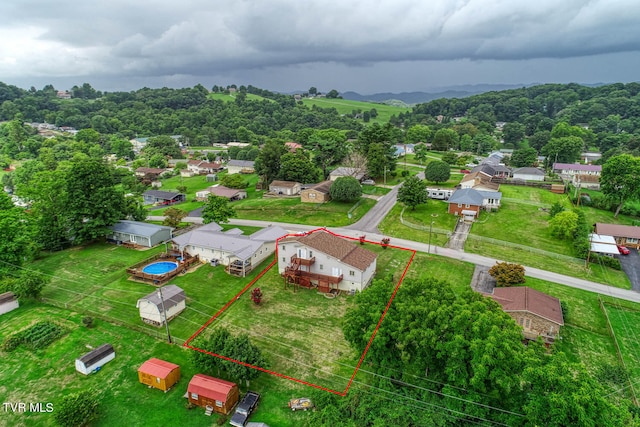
[149,215,640,304]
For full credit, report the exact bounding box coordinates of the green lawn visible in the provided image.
[379,202,458,248]
[300,98,410,124]
[464,185,633,289]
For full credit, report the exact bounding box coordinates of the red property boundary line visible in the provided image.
[183,227,416,396]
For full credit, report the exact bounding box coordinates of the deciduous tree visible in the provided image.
[424,160,451,184]
[162,207,188,228]
[329,177,361,202]
[488,262,526,287]
[397,176,427,210]
[600,154,640,218]
[202,195,236,224]
[549,210,579,239]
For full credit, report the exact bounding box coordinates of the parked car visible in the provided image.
[288,397,314,411]
[361,179,375,185]
[230,391,260,427]
[617,245,630,255]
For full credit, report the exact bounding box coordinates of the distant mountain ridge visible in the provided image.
[341,84,535,105]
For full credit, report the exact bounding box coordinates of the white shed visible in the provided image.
[512,167,545,182]
[75,344,115,375]
[136,285,186,326]
[0,292,19,316]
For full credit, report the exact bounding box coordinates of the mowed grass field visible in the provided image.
[2,235,472,426]
[150,172,376,227]
[462,185,633,288]
[300,98,410,124]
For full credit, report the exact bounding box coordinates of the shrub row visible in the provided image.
[1,321,67,352]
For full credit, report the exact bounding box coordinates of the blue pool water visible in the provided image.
[142,261,179,275]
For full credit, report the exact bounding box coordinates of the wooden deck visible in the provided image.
[127,252,199,286]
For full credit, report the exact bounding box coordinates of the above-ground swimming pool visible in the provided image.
[142,261,179,275]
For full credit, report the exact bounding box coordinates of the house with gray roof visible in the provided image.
[329,167,365,181]
[448,188,502,221]
[136,284,186,326]
[226,160,255,175]
[171,223,288,276]
[108,220,173,247]
[142,190,186,205]
[512,167,545,182]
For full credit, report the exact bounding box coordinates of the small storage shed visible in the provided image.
[138,358,180,392]
[0,291,19,316]
[187,374,239,415]
[301,181,332,204]
[75,344,115,375]
[136,284,186,326]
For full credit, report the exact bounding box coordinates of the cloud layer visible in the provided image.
[1,0,639,92]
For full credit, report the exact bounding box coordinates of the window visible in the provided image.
[319,264,323,270]
[465,204,470,208]
[309,251,313,257]
[215,400,223,408]
[458,203,462,208]
[519,318,524,325]
[282,257,286,262]
[310,193,316,198]
[349,270,355,276]
[282,245,285,251]
[156,377,160,383]
[627,238,638,244]
[525,319,530,328]
[191,393,198,399]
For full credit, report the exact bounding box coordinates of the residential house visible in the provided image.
[580,152,602,164]
[136,285,186,326]
[301,181,332,203]
[172,223,288,276]
[227,160,255,175]
[329,167,365,182]
[0,292,19,316]
[447,188,502,221]
[130,137,149,154]
[142,190,186,205]
[187,160,224,175]
[572,173,600,190]
[285,142,303,152]
[553,163,602,177]
[56,90,72,99]
[595,223,640,249]
[488,286,564,343]
[459,171,500,192]
[512,167,545,182]
[138,358,180,392]
[195,185,247,201]
[277,230,378,293]
[471,163,511,179]
[135,167,167,179]
[107,220,173,248]
[269,180,301,196]
[187,374,239,415]
[75,344,115,375]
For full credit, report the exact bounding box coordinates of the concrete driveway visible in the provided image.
[618,248,640,291]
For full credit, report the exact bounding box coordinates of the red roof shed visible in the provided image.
[187,374,239,415]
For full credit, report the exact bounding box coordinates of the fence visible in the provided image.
[465,234,584,263]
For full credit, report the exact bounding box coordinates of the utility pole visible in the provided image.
[428,220,434,254]
[158,287,172,344]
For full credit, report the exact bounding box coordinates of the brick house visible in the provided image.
[488,286,564,343]
[301,181,332,203]
[595,223,640,249]
[447,188,502,221]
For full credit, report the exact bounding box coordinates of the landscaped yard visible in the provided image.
[379,202,458,248]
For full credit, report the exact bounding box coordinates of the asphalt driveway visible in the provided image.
[618,248,640,291]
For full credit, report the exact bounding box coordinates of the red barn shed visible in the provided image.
[187,374,239,415]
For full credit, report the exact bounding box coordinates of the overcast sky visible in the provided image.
[1,0,639,94]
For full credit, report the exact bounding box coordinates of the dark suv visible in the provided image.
[229,391,260,427]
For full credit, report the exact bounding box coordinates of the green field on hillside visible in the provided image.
[301,97,410,123]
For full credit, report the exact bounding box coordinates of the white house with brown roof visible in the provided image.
[488,286,564,343]
[187,160,224,175]
[277,230,377,293]
[269,180,301,196]
[459,171,500,191]
[595,223,640,249]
